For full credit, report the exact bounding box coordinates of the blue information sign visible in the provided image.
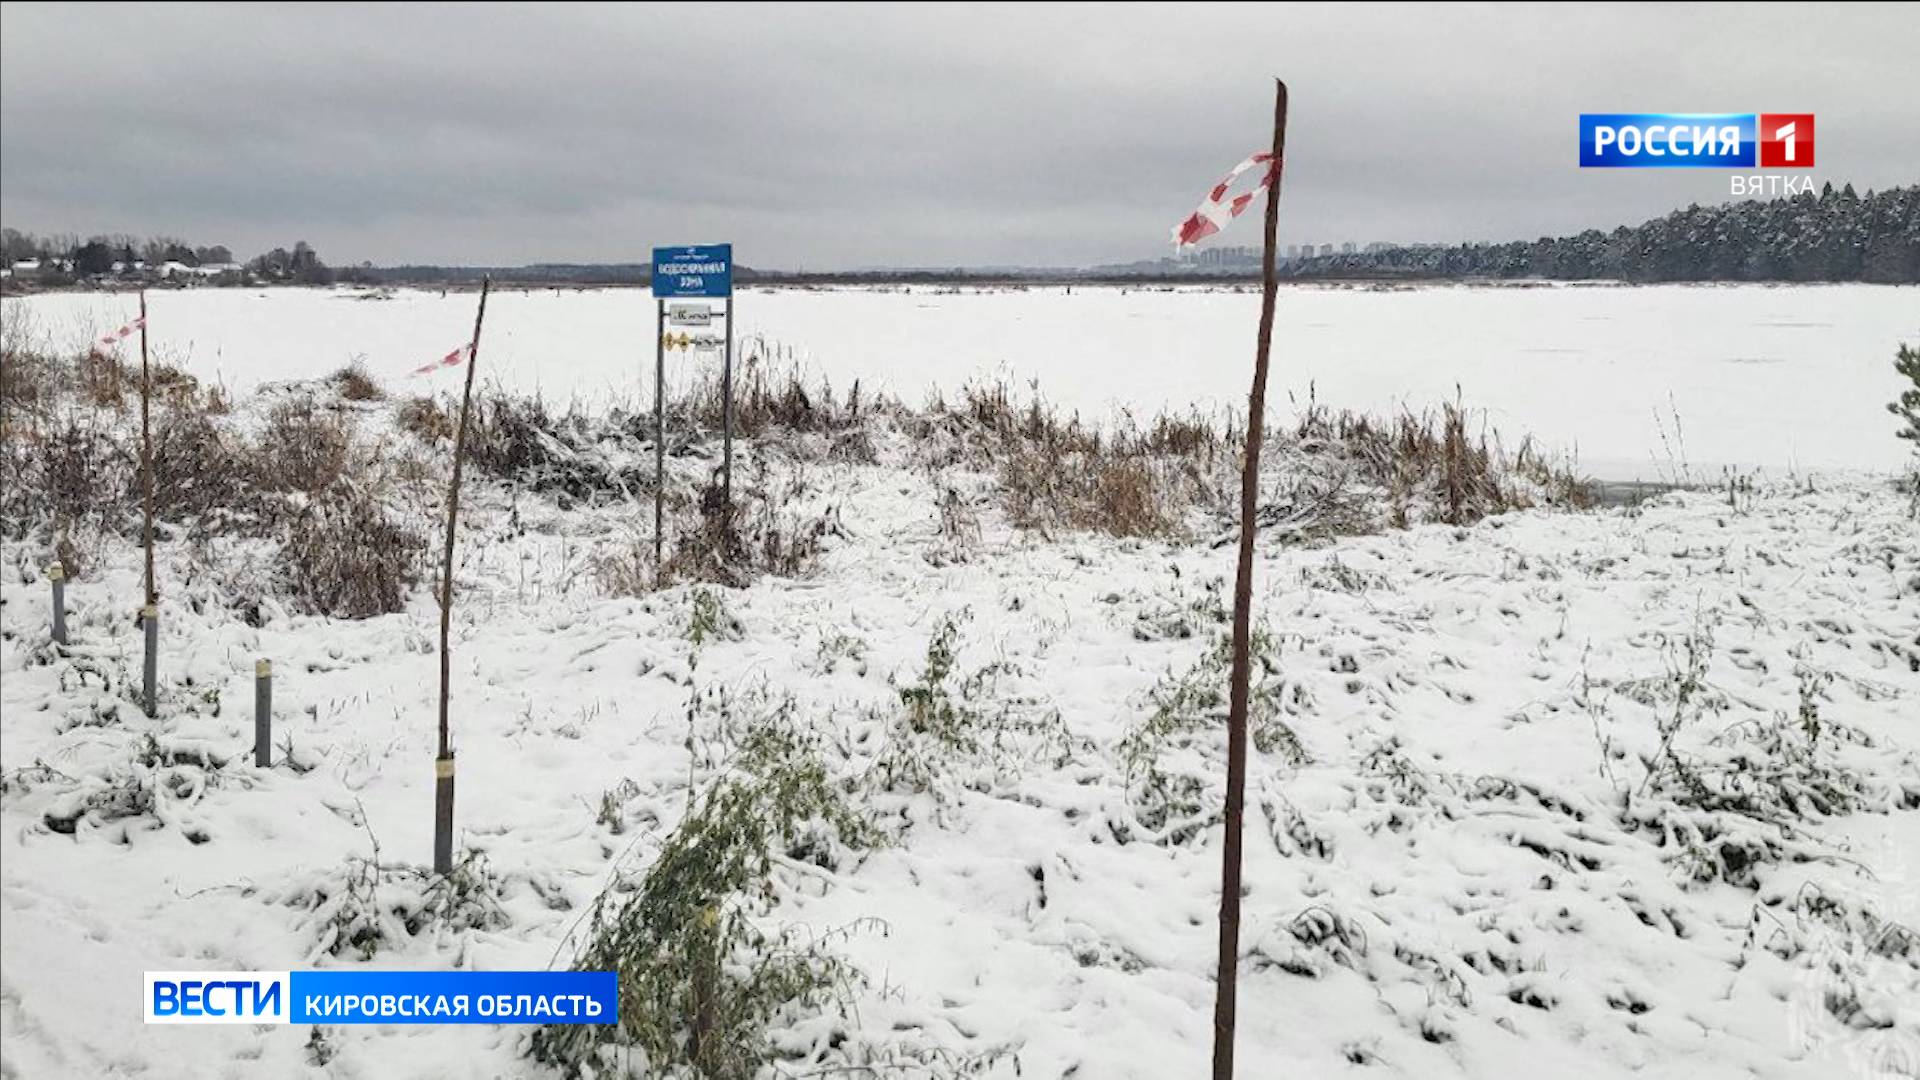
[652,244,732,298]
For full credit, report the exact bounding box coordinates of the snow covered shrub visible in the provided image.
[1764,883,1920,1069]
[39,733,241,844]
[257,395,352,493]
[810,630,869,677]
[531,727,876,1079]
[874,610,1072,797]
[144,353,213,411]
[893,611,976,749]
[1117,627,1305,844]
[598,478,842,593]
[146,402,262,530]
[464,391,660,506]
[282,478,424,618]
[595,778,648,835]
[1664,662,1879,817]
[664,478,842,588]
[1893,343,1920,517]
[1619,633,1892,887]
[76,349,130,410]
[684,586,744,649]
[0,411,136,565]
[0,339,62,419]
[591,534,656,597]
[395,394,452,443]
[466,391,634,504]
[1130,576,1229,641]
[277,847,509,962]
[467,391,556,476]
[1889,342,1920,446]
[1254,905,1370,980]
[926,479,983,565]
[1298,554,1385,595]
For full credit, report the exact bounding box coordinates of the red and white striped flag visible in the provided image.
[1172,151,1279,247]
[97,316,146,347]
[412,343,474,377]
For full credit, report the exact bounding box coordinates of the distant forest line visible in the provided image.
[339,182,1920,287]
[5,182,1915,291]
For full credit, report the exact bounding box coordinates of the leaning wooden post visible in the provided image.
[1212,78,1289,1080]
[48,563,67,645]
[435,277,491,875]
[138,290,158,717]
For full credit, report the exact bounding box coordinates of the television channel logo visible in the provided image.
[146,970,617,1025]
[146,972,290,1024]
[1579,114,1813,168]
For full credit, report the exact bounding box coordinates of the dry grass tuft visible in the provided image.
[331,361,386,402]
[1001,446,1194,538]
[662,496,841,588]
[1291,394,1592,530]
[682,352,881,447]
[258,396,353,493]
[0,413,136,546]
[147,404,260,529]
[283,479,425,618]
[1,346,64,420]
[396,395,454,443]
[914,382,1223,540]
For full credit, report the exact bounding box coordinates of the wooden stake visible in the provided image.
[139,290,158,717]
[139,289,154,609]
[1212,78,1289,1080]
[721,291,734,512]
[435,277,490,875]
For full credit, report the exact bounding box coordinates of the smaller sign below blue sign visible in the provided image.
[653,244,732,298]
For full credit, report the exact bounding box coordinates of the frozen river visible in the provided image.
[7,282,1914,480]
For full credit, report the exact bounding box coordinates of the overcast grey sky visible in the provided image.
[2,2,1913,269]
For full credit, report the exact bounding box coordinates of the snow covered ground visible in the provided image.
[2,284,1917,1079]
[2,377,1917,1077]
[7,281,1916,479]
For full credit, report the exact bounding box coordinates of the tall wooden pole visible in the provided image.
[139,289,154,609]
[1212,78,1288,1080]
[435,276,490,875]
[721,291,734,512]
[138,290,158,717]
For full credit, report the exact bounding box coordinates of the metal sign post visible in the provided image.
[722,290,734,510]
[651,244,735,527]
[653,300,665,570]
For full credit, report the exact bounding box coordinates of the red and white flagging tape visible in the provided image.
[96,311,475,379]
[96,317,146,347]
[1171,151,1280,247]
[411,343,474,377]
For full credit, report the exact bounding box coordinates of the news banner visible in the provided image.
[146,971,617,1025]
[1578,111,1817,196]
